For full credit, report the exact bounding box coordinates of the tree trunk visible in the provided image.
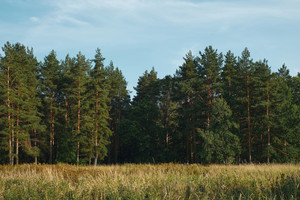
[228,78,232,97]
[207,84,211,128]
[77,84,81,165]
[65,94,68,122]
[16,100,20,165]
[189,130,193,163]
[165,109,169,148]
[114,108,121,163]
[94,91,98,166]
[7,66,13,165]
[11,106,14,165]
[50,90,54,164]
[89,156,92,165]
[94,153,98,166]
[192,129,196,163]
[114,134,119,164]
[185,97,190,163]
[186,109,190,163]
[246,74,251,163]
[267,87,270,164]
[190,97,194,163]
[77,140,80,165]
[164,92,170,157]
[34,129,37,164]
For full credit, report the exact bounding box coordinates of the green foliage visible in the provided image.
[104,61,129,163]
[0,42,44,164]
[88,48,112,163]
[40,50,61,163]
[198,98,240,164]
[175,51,200,163]
[119,68,165,163]
[0,42,299,165]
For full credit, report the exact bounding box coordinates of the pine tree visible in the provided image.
[131,68,163,162]
[291,73,300,106]
[175,51,199,163]
[220,51,242,162]
[68,52,90,165]
[271,66,299,162]
[0,42,44,164]
[252,60,272,163]
[89,48,111,165]
[0,42,15,165]
[158,75,179,161]
[198,46,223,128]
[237,48,254,162]
[24,47,44,164]
[198,98,240,164]
[105,61,128,163]
[40,50,61,164]
[221,50,239,108]
[133,67,160,104]
[55,55,76,163]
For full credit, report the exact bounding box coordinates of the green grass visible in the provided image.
[0,164,299,199]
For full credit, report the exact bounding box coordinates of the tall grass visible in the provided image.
[0,164,299,199]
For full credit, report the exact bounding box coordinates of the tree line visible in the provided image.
[0,42,299,165]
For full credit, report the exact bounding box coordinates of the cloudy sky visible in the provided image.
[1,0,299,94]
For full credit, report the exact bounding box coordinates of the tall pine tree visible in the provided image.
[40,50,61,163]
[89,48,111,165]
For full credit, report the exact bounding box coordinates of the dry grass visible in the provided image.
[0,163,299,199]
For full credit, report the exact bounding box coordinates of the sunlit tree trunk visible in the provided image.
[77,83,81,165]
[11,105,14,165]
[7,66,13,165]
[16,93,20,165]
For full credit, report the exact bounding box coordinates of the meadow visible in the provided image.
[0,164,299,200]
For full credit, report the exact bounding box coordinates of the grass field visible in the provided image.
[0,164,299,199]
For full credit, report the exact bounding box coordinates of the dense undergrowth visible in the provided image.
[0,164,299,199]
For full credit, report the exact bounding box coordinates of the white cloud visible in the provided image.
[1,0,299,78]
[30,17,39,22]
[23,0,294,42]
[38,0,300,27]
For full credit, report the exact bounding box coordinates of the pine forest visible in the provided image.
[0,42,299,165]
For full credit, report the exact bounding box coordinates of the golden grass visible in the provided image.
[0,163,299,199]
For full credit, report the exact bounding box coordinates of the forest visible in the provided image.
[0,42,299,165]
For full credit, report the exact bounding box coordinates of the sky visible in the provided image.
[0,0,299,96]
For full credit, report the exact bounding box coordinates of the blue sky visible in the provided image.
[1,0,299,95]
